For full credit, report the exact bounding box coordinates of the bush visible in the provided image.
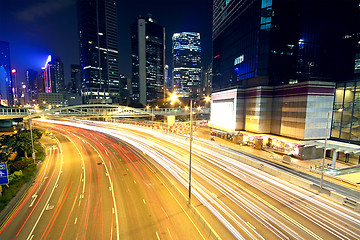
[9,161,28,173]
[0,164,37,212]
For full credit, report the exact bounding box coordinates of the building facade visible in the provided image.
[70,64,81,95]
[172,32,201,98]
[43,56,65,94]
[0,41,13,106]
[212,0,359,90]
[131,14,165,106]
[211,0,360,142]
[77,0,120,104]
[26,69,37,103]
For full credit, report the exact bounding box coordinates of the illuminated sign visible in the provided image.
[173,44,201,51]
[234,55,244,65]
[11,69,16,73]
[44,55,52,69]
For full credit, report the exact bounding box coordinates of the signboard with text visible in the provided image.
[0,163,9,185]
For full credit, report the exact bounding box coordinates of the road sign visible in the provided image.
[0,163,9,185]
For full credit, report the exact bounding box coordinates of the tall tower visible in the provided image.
[131,14,165,106]
[43,55,65,94]
[70,64,81,95]
[77,0,120,104]
[172,32,201,98]
[0,41,13,106]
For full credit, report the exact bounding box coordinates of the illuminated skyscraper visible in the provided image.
[172,32,201,98]
[131,14,165,105]
[0,41,13,106]
[78,0,120,104]
[43,55,65,94]
[210,0,360,143]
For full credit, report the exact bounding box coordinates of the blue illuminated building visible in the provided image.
[210,0,360,162]
[212,0,360,89]
[0,41,13,106]
[172,32,201,98]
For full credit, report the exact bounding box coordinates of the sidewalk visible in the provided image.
[194,126,360,186]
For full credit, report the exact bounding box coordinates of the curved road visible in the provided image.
[0,122,207,240]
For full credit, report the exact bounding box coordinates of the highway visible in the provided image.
[0,121,207,240]
[33,119,360,240]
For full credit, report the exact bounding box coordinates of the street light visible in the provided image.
[170,93,211,204]
[320,110,330,189]
[27,110,36,164]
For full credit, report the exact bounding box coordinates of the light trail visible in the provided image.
[35,119,360,240]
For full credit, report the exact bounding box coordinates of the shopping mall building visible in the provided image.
[210,0,360,164]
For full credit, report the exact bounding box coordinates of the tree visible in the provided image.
[0,129,43,159]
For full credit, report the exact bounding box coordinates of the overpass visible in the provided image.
[0,104,210,120]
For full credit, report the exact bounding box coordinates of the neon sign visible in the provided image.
[44,55,52,69]
[234,55,244,65]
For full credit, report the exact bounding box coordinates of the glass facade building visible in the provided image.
[212,0,360,90]
[172,32,201,98]
[332,80,360,143]
[0,41,13,106]
[44,57,65,94]
[131,15,165,105]
[77,0,120,104]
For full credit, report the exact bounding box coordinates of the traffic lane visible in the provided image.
[0,135,64,240]
[77,128,207,240]
[100,123,360,240]
[47,125,116,240]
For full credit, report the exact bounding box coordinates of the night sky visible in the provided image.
[1,0,213,85]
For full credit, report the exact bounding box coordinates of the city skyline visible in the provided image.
[0,0,212,86]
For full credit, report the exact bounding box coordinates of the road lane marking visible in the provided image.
[161,207,169,219]
[74,217,77,224]
[29,195,37,208]
[143,199,146,205]
[156,231,160,240]
[134,180,136,184]
[246,221,256,230]
[25,137,64,240]
[167,228,174,240]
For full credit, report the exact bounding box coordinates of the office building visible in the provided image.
[26,69,37,103]
[172,32,201,98]
[210,0,360,140]
[70,64,81,95]
[78,0,120,104]
[131,14,165,105]
[0,41,13,106]
[43,55,65,94]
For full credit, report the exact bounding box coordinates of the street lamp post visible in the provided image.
[320,110,330,189]
[27,110,36,164]
[189,99,193,204]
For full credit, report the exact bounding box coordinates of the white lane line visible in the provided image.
[87,139,120,240]
[26,138,64,240]
[74,217,78,224]
[134,180,136,184]
[247,221,256,230]
[143,199,146,205]
[167,228,174,240]
[156,231,160,240]
[161,207,169,219]
[29,235,34,240]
